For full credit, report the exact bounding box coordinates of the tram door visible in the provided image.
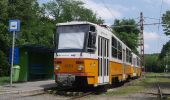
[122,49,126,80]
[98,36,109,84]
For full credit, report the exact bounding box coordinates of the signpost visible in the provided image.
[9,20,20,87]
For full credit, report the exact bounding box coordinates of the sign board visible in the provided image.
[9,47,19,64]
[9,20,20,32]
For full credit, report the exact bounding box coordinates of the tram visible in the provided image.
[54,21,141,86]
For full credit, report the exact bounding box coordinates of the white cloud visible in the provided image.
[144,31,159,40]
[82,0,122,20]
[164,0,170,5]
[144,44,150,49]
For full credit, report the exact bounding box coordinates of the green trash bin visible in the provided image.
[12,65,20,82]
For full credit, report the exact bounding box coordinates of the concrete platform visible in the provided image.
[0,80,57,96]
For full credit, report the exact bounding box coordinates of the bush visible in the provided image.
[0,50,10,76]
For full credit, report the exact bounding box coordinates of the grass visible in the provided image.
[105,79,144,96]
[0,76,9,86]
[105,73,170,96]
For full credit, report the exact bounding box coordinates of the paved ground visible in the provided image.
[0,80,56,92]
[0,80,57,100]
[0,93,68,100]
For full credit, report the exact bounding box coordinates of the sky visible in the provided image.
[39,0,170,54]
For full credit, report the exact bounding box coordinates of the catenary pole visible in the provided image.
[139,12,145,73]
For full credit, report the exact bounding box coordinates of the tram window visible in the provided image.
[112,48,117,58]
[129,53,132,63]
[137,57,140,66]
[112,37,117,47]
[87,32,96,53]
[137,58,138,66]
[90,25,95,32]
[126,49,129,62]
[126,48,131,63]
[118,42,122,60]
[112,37,118,58]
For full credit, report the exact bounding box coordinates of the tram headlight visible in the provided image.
[77,65,84,71]
[55,65,60,70]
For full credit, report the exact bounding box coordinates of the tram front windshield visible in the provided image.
[56,25,89,52]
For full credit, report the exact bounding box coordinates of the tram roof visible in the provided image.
[56,21,133,52]
[56,21,98,26]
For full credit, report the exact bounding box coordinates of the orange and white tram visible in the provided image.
[54,21,141,86]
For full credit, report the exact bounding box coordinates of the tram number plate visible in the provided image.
[58,74,75,82]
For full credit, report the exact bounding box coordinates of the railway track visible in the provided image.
[138,74,170,100]
[45,78,140,100]
[155,75,170,100]
[155,76,170,100]
[45,86,98,99]
[69,91,94,100]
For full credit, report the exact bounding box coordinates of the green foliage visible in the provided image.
[144,54,164,72]
[159,40,170,72]
[8,0,54,47]
[0,50,10,76]
[112,19,140,54]
[159,40,170,59]
[159,11,170,72]
[162,11,170,35]
[0,76,9,85]
[0,0,10,76]
[43,0,104,24]
[0,0,104,76]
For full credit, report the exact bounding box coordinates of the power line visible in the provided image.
[144,17,160,20]
[111,23,168,27]
[100,0,116,20]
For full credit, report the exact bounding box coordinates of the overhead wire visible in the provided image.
[100,0,116,21]
[144,17,160,20]
[145,20,155,53]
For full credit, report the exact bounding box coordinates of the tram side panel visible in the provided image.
[109,60,123,83]
[125,64,132,79]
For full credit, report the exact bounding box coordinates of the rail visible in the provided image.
[155,75,170,100]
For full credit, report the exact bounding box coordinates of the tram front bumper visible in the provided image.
[55,74,75,86]
[55,73,96,86]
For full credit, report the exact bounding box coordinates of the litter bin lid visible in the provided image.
[13,65,20,69]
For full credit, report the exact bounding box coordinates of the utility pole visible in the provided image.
[139,12,145,73]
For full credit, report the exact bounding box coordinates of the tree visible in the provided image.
[0,0,10,76]
[162,11,170,35]
[0,0,105,76]
[111,19,140,54]
[144,54,164,72]
[43,0,104,24]
[158,40,170,72]
[159,10,170,65]
[159,40,170,59]
[8,0,55,47]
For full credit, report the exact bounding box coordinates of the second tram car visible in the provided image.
[54,21,141,86]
